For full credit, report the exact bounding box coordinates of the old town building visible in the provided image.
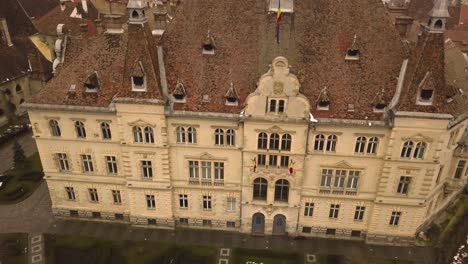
[23,0,467,245]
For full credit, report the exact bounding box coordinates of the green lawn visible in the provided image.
[46,235,218,264]
[0,233,28,264]
[0,153,44,204]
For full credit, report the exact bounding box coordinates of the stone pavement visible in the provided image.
[0,131,38,173]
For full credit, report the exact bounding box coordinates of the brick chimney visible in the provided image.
[0,18,13,47]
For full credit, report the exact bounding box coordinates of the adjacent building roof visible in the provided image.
[17,0,59,20]
[445,39,468,117]
[162,0,406,120]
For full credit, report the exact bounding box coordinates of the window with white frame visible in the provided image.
[334,170,346,189]
[112,190,122,204]
[268,155,278,167]
[304,202,314,217]
[401,141,413,158]
[280,156,289,168]
[101,122,111,140]
[179,194,188,208]
[144,127,154,143]
[396,176,411,194]
[269,99,277,112]
[141,160,153,178]
[65,187,75,200]
[278,99,285,113]
[49,119,61,137]
[201,161,212,180]
[413,142,426,159]
[321,169,360,193]
[320,169,333,188]
[454,160,466,179]
[215,129,224,145]
[226,129,235,146]
[281,134,292,151]
[146,194,155,209]
[314,134,325,151]
[253,178,268,200]
[354,137,366,154]
[81,154,94,173]
[347,171,360,190]
[258,133,268,149]
[202,195,212,210]
[75,121,86,138]
[188,160,224,184]
[88,188,99,202]
[367,137,379,154]
[189,161,199,179]
[176,127,186,143]
[401,141,427,160]
[214,162,224,181]
[329,204,340,219]
[389,211,401,226]
[354,206,365,221]
[257,154,266,166]
[274,179,289,202]
[133,126,154,144]
[326,135,337,152]
[187,127,197,144]
[105,156,118,174]
[269,133,280,150]
[214,128,235,147]
[269,99,286,113]
[56,153,70,171]
[227,197,236,211]
[133,127,143,143]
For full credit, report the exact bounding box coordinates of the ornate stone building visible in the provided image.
[23,0,467,245]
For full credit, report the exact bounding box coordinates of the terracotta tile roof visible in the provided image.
[162,0,406,120]
[30,23,162,107]
[17,0,59,20]
[445,40,468,116]
[408,0,460,29]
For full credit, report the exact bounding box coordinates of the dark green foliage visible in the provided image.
[12,141,26,168]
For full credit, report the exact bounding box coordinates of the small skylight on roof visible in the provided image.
[345,34,360,61]
[225,82,239,106]
[202,31,216,55]
[269,0,293,13]
[316,87,330,110]
[84,71,101,92]
[347,104,355,112]
[172,80,186,103]
[202,94,210,103]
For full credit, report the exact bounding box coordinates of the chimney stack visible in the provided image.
[0,18,13,47]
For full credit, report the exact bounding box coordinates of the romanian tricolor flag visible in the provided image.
[289,160,294,174]
[253,158,257,173]
[276,0,282,44]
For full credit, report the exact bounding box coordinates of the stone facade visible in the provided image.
[26,57,468,245]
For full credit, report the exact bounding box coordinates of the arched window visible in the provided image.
[274,179,289,202]
[226,129,235,146]
[413,142,426,159]
[133,127,143,143]
[434,19,443,29]
[215,128,224,145]
[269,133,280,150]
[354,137,366,154]
[314,134,325,151]
[400,141,414,158]
[75,121,86,138]
[253,178,268,200]
[15,84,22,92]
[101,122,111,140]
[367,137,379,155]
[281,134,292,151]
[176,127,185,143]
[187,127,197,144]
[257,132,268,149]
[49,120,61,137]
[144,127,154,143]
[326,135,337,152]
[131,10,138,18]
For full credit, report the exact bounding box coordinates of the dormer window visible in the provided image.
[317,87,330,110]
[84,71,101,92]
[202,31,216,55]
[416,72,435,105]
[345,34,360,61]
[131,60,146,92]
[225,82,239,106]
[172,81,186,103]
[372,89,387,112]
[420,88,434,101]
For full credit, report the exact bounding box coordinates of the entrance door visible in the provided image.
[252,213,265,234]
[272,214,286,234]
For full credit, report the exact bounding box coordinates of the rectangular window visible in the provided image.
[112,190,122,204]
[269,155,278,167]
[351,230,362,237]
[115,213,124,220]
[226,221,236,228]
[148,219,157,225]
[88,188,99,202]
[326,228,336,235]
[329,204,340,219]
[92,212,101,218]
[189,161,199,179]
[347,171,360,189]
[269,99,277,112]
[81,154,94,172]
[257,154,266,166]
[454,160,466,179]
[70,210,79,217]
[202,219,212,226]
[354,206,365,221]
[203,195,212,210]
[389,211,401,226]
[280,156,289,167]
[106,156,118,174]
[321,169,333,187]
[146,194,155,209]
[302,226,312,233]
[57,153,70,171]
[65,187,75,201]
[179,218,189,225]
[179,194,188,208]
[334,170,346,189]
[227,197,236,212]
[304,202,314,217]
[214,162,224,180]
[278,100,285,113]
[141,160,153,178]
[397,176,411,194]
[201,161,212,180]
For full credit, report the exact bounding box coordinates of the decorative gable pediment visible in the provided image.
[185,152,227,161]
[128,118,155,127]
[256,57,300,97]
[255,125,296,134]
[332,160,353,169]
[402,133,433,143]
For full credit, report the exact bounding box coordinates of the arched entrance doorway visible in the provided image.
[252,213,265,234]
[272,214,286,234]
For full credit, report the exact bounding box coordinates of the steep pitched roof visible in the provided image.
[445,40,468,116]
[162,0,405,120]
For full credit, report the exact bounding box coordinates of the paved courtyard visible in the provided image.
[0,131,38,173]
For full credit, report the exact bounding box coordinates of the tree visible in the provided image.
[13,141,26,168]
